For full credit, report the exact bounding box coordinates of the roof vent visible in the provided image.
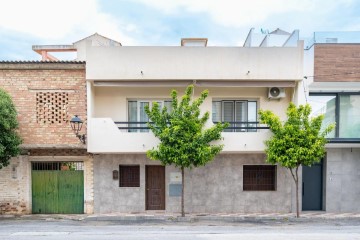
[181,38,208,47]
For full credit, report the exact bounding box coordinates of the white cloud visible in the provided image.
[133,0,355,29]
[0,0,137,44]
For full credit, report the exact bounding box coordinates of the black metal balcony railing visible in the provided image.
[114,121,269,132]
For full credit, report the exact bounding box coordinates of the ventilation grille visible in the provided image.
[36,92,69,124]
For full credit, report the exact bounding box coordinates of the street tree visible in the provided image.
[259,102,334,218]
[145,85,228,217]
[0,88,22,169]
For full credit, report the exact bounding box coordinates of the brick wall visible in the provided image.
[0,62,91,215]
[0,156,30,214]
[0,62,86,145]
[314,44,360,82]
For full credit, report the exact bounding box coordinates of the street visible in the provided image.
[0,218,360,240]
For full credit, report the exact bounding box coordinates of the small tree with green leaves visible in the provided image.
[145,85,228,217]
[259,102,334,218]
[0,88,22,169]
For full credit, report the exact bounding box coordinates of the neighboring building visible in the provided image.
[304,31,360,212]
[86,29,304,213]
[0,61,91,214]
[0,33,124,215]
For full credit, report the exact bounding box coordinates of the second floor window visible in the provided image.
[128,100,172,132]
[309,93,360,139]
[212,100,257,132]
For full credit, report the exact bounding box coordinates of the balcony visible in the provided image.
[87,118,271,153]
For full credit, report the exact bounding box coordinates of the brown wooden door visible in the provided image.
[146,165,165,210]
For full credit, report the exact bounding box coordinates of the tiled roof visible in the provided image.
[0,60,85,64]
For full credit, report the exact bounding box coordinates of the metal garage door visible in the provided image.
[31,162,84,214]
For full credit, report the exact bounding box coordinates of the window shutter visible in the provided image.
[128,101,138,132]
[212,101,222,122]
[223,101,234,132]
[235,101,247,132]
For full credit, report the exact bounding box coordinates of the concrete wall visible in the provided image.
[93,154,293,214]
[325,148,360,212]
[86,45,303,81]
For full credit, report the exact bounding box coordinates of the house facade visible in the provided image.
[0,61,93,214]
[86,30,304,213]
[5,30,358,215]
[304,31,360,212]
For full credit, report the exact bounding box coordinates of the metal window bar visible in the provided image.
[243,165,276,191]
[114,121,269,131]
[32,162,84,171]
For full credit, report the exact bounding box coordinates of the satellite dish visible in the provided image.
[269,87,280,97]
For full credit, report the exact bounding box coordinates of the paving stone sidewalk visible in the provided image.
[2,212,359,222]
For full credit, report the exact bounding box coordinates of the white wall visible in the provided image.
[86,46,303,81]
[88,86,292,153]
[93,86,291,121]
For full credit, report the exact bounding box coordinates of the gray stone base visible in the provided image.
[93,153,293,214]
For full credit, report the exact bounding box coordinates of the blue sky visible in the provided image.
[0,0,359,60]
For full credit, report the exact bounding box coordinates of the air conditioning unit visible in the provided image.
[268,87,286,99]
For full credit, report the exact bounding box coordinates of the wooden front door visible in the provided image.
[146,166,165,210]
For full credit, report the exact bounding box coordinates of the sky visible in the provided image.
[0,0,359,60]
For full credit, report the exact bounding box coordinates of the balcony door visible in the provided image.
[128,100,171,132]
[212,100,257,132]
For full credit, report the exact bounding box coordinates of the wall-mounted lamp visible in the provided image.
[70,115,86,144]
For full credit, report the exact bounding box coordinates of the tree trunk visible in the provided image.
[290,166,300,218]
[181,167,185,217]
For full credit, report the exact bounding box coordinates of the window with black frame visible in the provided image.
[308,93,360,141]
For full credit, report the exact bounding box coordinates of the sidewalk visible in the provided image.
[2,212,360,222]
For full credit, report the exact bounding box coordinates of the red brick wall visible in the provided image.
[314,44,360,82]
[0,63,86,145]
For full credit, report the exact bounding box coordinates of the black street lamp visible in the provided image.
[70,115,86,144]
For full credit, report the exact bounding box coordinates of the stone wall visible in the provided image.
[93,153,293,214]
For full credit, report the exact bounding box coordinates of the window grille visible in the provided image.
[243,165,276,191]
[32,162,84,171]
[119,165,140,187]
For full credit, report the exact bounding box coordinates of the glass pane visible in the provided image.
[339,95,360,138]
[140,102,149,132]
[248,101,257,132]
[223,101,234,132]
[235,101,247,132]
[212,101,222,123]
[128,101,137,132]
[164,101,172,113]
[308,95,336,138]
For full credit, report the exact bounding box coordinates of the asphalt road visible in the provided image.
[0,218,360,240]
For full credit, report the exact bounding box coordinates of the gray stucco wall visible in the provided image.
[325,148,360,212]
[93,153,293,214]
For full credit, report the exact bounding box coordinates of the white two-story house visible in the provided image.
[86,29,304,214]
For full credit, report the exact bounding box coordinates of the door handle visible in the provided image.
[302,182,304,196]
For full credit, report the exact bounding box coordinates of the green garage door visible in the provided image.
[32,162,84,214]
